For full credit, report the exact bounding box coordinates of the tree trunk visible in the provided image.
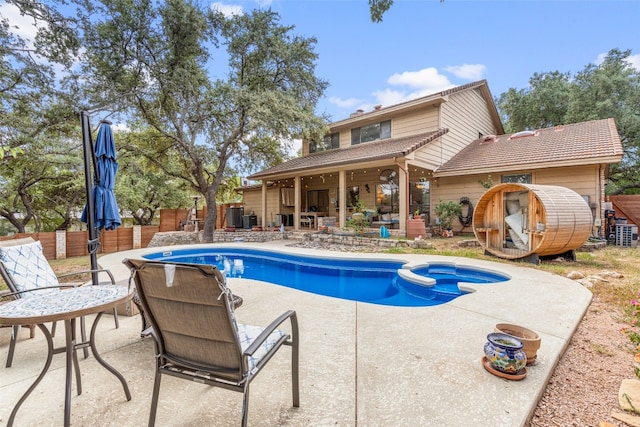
[202,189,218,243]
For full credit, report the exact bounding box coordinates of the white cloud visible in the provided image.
[112,123,131,133]
[209,0,270,16]
[0,3,79,78]
[628,54,640,71]
[596,53,608,65]
[368,67,458,107]
[0,3,39,48]
[371,88,410,106]
[387,67,451,90]
[210,2,243,17]
[328,96,363,109]
[444,64,487,80]
[288,138,302,157]
[329,64,481,115]
[596,52,640,71]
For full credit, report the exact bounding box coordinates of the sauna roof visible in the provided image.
[434,118,623,176]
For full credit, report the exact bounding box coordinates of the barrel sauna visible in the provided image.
[473,183,593,260]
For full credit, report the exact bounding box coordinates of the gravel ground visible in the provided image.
[290,240,638,427]
[528,297,635,427]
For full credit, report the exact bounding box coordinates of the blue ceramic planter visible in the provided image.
[483,332,527,374]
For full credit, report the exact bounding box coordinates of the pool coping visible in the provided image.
[142,244,509,306]
[1,240,592,426]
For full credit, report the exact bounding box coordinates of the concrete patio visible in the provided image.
[0,241,592,426]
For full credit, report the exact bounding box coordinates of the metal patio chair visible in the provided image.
[0,237,119,367]
[123,258,299,427]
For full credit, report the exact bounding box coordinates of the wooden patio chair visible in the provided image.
[123,258,300,427]
[0,237,119,367]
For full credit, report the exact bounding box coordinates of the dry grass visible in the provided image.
[410,235,640,316]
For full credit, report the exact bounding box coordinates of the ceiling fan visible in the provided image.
[379,169,397,184]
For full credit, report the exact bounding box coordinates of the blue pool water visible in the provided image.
[144,248,509,307]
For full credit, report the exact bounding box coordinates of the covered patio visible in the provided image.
[243,131,448,234]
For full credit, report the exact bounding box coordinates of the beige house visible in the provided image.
[243,80,623,238]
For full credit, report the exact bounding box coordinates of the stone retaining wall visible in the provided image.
[142,229,606,252]
[302,232,432,249]
[148,229,434,249]
[148,230,292,247]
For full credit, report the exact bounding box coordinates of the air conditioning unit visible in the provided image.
[616,224,638,247]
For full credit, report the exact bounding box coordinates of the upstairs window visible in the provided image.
[309,133,340,153]
[351,120,391,145]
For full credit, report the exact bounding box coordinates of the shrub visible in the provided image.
[434,199,462,230]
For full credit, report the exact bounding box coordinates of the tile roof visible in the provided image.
[434,118,623,176]
[248,129,449,180]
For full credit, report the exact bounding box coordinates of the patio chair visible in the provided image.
[0,237,119,367]
[123,258,299,427]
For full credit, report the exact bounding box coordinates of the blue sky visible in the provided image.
[3,0,638,125]
[213,0,640,122]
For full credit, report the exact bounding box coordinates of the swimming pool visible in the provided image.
[144,248,509,307]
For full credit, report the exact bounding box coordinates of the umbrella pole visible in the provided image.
[81,111,100,286]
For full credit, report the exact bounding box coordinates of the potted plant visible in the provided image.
[345,196,370,236]
[407,209,426,239]
[434,199,462,236]
[495,323,541,365]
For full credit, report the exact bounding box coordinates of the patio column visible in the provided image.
[294,176,301,230]
[398,165,408,232]
[261,180,267,228]
[338,170,346,228]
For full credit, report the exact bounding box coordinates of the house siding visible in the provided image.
[241,186,283,227]
[333,108,439,150]
[533,165,599,203]
[411,89,496,170]
[430,165,599,231]
[390,107,440,138]
[430,175,487,230]
[302,105,441,156]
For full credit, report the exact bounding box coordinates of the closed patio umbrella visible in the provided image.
[80,113,121,284]
[88,121,121,231]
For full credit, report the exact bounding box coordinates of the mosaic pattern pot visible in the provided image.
[483,332,527,374]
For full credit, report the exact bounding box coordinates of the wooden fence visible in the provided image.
[0,225,159,260]
[159,203,242,231]
[0,203,242,260]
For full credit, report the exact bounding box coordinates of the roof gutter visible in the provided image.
[433,155,624,178]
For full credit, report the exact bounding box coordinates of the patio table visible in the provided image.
[0,285,132,427]
[300,211,325,229]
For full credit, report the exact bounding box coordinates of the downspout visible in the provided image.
[599,163,606,238]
